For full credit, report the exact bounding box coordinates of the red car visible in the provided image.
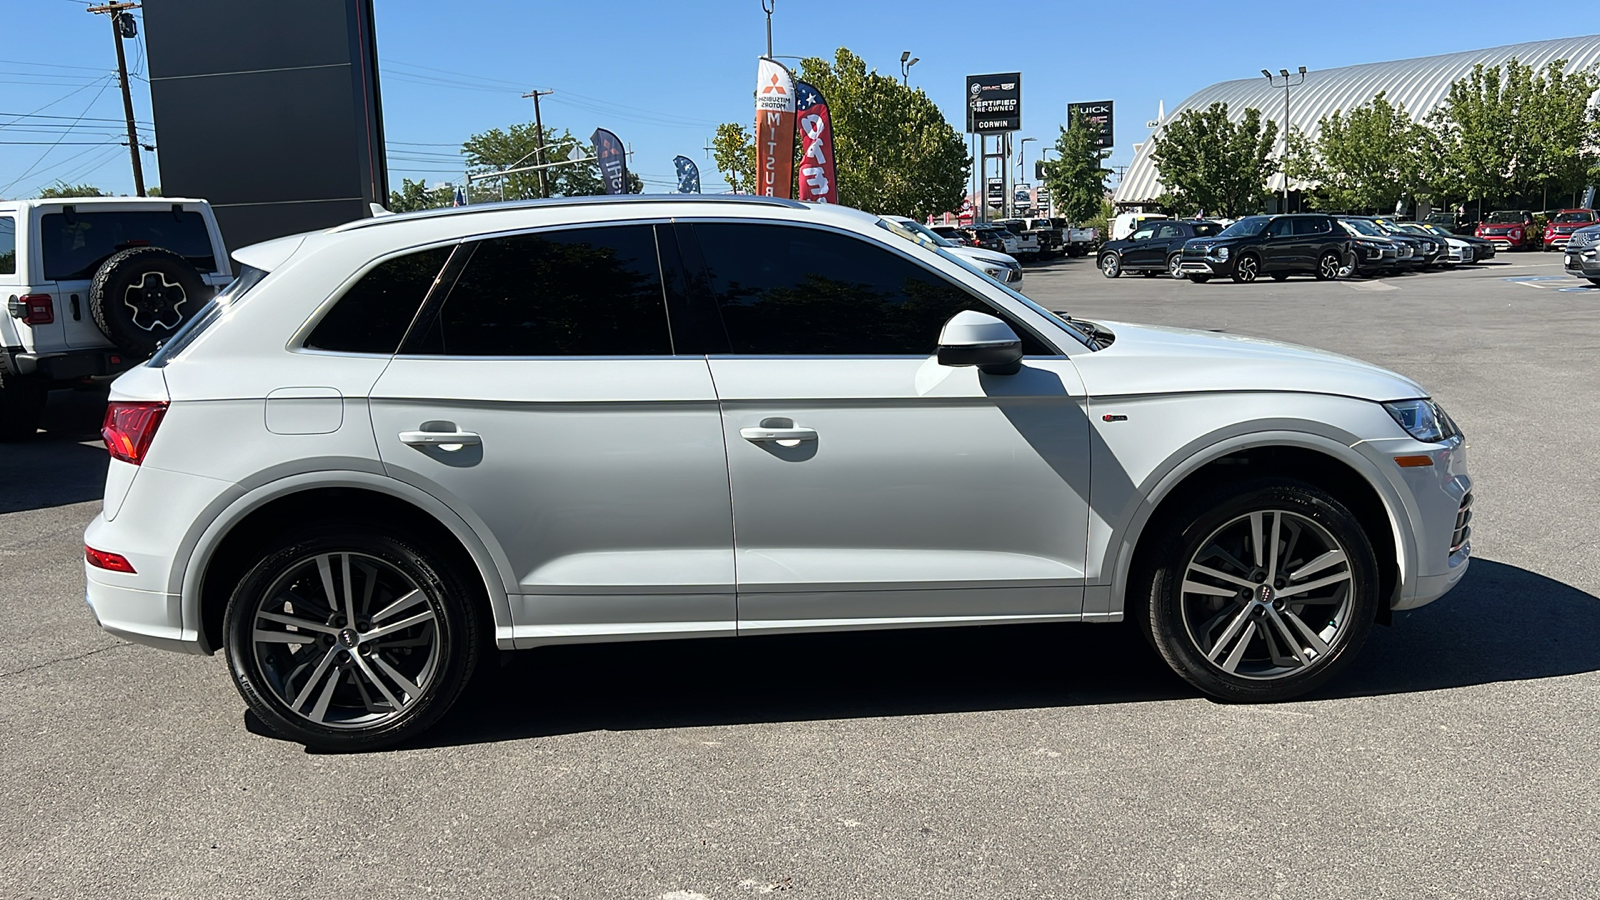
[1544,209,1598,250]
[1475,209,1536,251]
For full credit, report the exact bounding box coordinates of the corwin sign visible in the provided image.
[967,73,1021,133]
[1068,100,1114,149]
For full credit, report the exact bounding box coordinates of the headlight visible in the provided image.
[1383,399,1461,443]
[1215,246,1230,260]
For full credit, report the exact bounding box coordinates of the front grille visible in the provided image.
[1568,231,1599,249]
[1450,492,1473,555]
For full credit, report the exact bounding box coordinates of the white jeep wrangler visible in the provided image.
[0,197,230,439]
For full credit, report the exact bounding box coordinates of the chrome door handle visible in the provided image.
[739,425,817,443]
[399,430,481,448]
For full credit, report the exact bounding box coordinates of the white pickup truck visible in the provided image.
[992,219,1041,260]
[1,197,231,439]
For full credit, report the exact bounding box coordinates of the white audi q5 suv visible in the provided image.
[84,195,1472,750]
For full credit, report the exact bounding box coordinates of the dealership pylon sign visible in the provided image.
[755,57,797,199]
[966,73,1021,133]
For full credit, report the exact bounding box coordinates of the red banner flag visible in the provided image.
[794,81,837,204]
[755,58,796,199]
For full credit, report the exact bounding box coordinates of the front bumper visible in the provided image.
[1564,246,1600,278]
[1179,255,1233,276]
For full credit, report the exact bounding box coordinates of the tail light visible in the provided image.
[86,545,137,573]
[102,401,168,465]
[18,294,53,326]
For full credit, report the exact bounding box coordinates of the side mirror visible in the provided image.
[937,310,1023,376]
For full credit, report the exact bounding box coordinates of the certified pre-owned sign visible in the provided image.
[967,73,1021,133]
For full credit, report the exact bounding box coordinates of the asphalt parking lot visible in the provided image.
[2,252,1597,899]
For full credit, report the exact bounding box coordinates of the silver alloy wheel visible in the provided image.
[1178,509,1354,680]
[1318,252,1342,280]
[1235,255,1258,282]
[1168,254,1186,279]
[248,551,439,729]
[1100,254,1120,278]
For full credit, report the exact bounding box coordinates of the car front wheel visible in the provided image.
[1168,254,1186,279]
[1133,479,1379,702]
[1099,253,1121,278]
[1231,254,1260,283]
[223,526,483,751]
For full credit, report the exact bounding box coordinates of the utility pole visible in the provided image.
[87,2,144,196]
[522,89,554,198]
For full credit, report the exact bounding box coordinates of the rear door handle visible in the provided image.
[399,430,481,449]
[740,426,817,443]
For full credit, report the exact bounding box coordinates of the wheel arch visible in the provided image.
[1110,434,1411,626]
[180,473,515,655]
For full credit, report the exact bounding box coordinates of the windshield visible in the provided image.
[889,218,958,247]
[1485,211,1526,223]
[1341,218,1386,237]
[148,265,269,367]
[1217,216,1269,238]
[881,217,956,250]
[1554,211,1595,223]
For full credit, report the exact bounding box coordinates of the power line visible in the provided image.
[0,75,115,195]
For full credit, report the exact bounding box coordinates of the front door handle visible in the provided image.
[740,425,818,443]
[399,429,481,449]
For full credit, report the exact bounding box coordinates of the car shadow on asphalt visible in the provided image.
[0,387,109,513]
[397,557,1597,751]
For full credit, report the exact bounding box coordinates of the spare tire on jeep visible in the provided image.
[89,246,208,357]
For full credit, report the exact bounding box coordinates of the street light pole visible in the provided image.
[1018,136,1037,212]
[899,51,919,86]
[1263,66,1307,213]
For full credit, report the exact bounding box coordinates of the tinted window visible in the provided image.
[1219,217,1269,238]
[1130,227,1156,242]
[1263,218,1292,238]
[0,217,14,275]
[1154,224,1181,240]
[420,225,671,357]
[1192,223,1222,238]
[1554,211,1594,223]
[1292,217,1332,236]
[695,222,1031,356]
[305,246,452,354]
[40,210,216,280]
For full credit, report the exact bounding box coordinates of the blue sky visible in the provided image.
[3,1,1593,200]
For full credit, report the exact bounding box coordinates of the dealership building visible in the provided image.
[1113,34,1600,212]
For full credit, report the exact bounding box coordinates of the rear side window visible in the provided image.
[305,246,452,354]
[0,217,14,274]
[414,224,671,357]
[692,222,1043,356]
[1293,217,1333,236]
[1192,223,1222,238]
[40,210,216,280]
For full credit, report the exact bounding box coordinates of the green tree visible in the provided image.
[388,177,456,212]
[712,48,969,217]
[1150,102,1278,218]
[1043,115,1110,223]
[462,123,641,202]
[37,181,106,198]
[711,122,757,194]
[1288,92,1427,213]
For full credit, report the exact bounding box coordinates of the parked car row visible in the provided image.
[1098,213,1498,285]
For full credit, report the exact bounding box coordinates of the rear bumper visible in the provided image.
[84,568,201,654]
[2,347,138,380]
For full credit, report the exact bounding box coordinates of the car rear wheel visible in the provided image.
[1231,254,1260,283]
[1099,253,1121,278]
[1133,479,1379,702]
[223,526,483,751]
[1168,254,1186,279]
[0,369,48,442]
[1315,251,1342,281]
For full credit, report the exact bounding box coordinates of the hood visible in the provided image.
[950,245,1017,266]
[1072,321,1425,402]
[1479,223,1525,231]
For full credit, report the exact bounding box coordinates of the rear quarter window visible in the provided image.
[40,210,217,280]
[305,246,454,354]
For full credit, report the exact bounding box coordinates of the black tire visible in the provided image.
[1589,278,1600,287]
[89,246,208,358]
[1231,254,1260,283]
[1131,478,1380,702]
[223,526,484,751]
[1315,251,1342,281]
[1270,273,1289,282]
[1189,275,1211,284]
[0,368,48,442]
[1099,253,1122,278]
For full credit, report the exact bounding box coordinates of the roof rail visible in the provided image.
[331,193,809,233]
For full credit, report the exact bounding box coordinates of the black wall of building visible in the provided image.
[143,0,387,250]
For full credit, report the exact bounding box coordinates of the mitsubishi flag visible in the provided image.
[795,81,837,205]
[591,127,628,195]
[755,57,796,199]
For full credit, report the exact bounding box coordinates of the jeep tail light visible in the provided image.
[85,545,137,573]
[102,401,168,465]
[20,294,53,326]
